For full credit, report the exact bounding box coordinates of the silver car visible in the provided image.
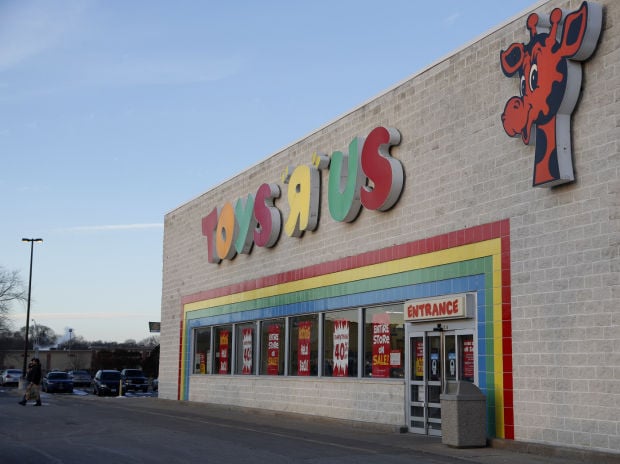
[0,369,23,386]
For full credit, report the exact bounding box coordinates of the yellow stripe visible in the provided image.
[184,239,502,313]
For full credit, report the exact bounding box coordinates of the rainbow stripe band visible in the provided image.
[180,219,513,439]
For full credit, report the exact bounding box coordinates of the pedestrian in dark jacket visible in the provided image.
[19,358,42,406]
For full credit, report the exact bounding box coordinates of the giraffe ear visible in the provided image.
[560,2,589,58]
[500,43,524,77]
[563,2,603,61]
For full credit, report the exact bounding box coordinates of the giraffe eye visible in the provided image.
[520,74,526,96]
[529,63,538,91]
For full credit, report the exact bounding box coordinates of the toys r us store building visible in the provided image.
[160,0,619,456]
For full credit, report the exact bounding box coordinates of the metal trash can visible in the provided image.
[440,381,487,448]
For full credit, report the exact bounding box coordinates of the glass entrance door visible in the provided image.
[406,328,475,435]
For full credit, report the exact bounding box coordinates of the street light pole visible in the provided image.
[32,319,40,358]
[21,238,43,386]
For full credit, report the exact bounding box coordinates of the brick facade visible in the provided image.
[161,0,619,455]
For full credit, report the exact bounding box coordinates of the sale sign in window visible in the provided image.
[242,328,253,375]
[372,313,390,378]
[297,321,312,376]
[267,325,280,375]
[332,320,349,377]
[219,330,229,375]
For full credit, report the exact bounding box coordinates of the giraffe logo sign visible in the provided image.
[500,1,602,187]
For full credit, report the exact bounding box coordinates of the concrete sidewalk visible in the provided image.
[130,397,620,464]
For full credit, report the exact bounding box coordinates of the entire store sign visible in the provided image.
[499,1,602,187]
[371,313,391,378]
[218,330,229,374]
[297,321,312,376]
[267,325,280,375]
[202,126,404,264]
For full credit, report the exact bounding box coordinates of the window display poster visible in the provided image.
[372,313,390,378]
[332,320,349,377]
[199,352,206,374]
[463,338,475,379]
[219,330,229,374]
[267,325,280,375]
[415,340,424,378]
[242,328,253,375]
[298,321,312,376]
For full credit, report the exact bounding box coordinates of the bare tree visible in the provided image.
[20,323,58,348]
[139,335,160,347]
[0,267,26,332]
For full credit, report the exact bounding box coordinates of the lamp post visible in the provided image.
[32,318,40,358]
[21,238,43,388]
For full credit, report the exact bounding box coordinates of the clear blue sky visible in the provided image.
[0,0,539,343]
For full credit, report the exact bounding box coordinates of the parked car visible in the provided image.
[0,369,23,386]
[42,371,74,393]
[68,370,91,387]
[151,378,158,392]
[120,369,148,393]
[92,370,121,396]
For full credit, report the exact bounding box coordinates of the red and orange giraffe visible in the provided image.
[500,1,602,187]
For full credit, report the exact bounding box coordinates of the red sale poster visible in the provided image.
[332,320,349,377]
[372,313,390,378]
[415,340,424,378]
[463,338,475,379]
[297,321,312,376]
[199,352,206,374]
[267,325,280,375]
[219,330,229,374]
[242,328,253,375]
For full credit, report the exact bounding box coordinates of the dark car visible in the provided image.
[92,370,121,396]
[120,368,148,393]
[68,370,92,387]
[42,371,74,393]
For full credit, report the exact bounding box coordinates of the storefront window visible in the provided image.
[260,319,285,375]
[289,314,319,376]
[214,325,232,375]
[235,323,256,375]
[194,327,211,374]
[363,305,405,378]
[323,309,359,377]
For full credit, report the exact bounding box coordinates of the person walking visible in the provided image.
[19,358,42,406]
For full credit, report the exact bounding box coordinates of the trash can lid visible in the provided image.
[441,380,486,400]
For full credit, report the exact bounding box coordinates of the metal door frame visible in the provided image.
[405,322,476,435]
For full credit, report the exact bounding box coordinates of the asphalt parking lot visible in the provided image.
[0,385,614,464]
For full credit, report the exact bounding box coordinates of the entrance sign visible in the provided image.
[404,293,473,322]
[500,1,602,187]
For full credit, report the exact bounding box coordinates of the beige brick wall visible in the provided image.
[161,0,619,454]
[188,376,404,427]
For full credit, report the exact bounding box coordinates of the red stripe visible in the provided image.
[182,219,510,305]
